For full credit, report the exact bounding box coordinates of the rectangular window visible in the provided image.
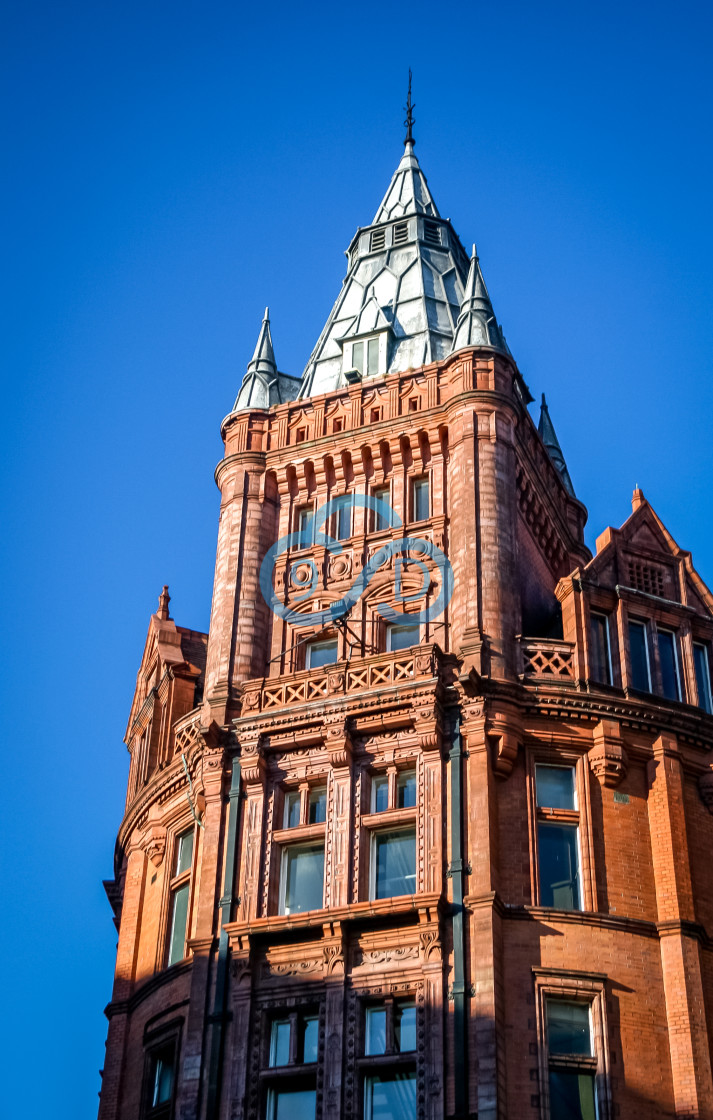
[280,844,325,915]
[306,638,338,669]
[336,495,352,541]
[308,787,327,824]
[394,1002,416,1052]
[411,476,430,522]
[535,766,580,911]
[546,1001,597,1120]
[297,506,314,548]
[628,619,652,691]
[589,612,612,685]
[396,770,416,809]
[363,1072,417,1120]
[387,622,420,652]
[301,1017,319,1064]
[267,1088,316,1120]
[367,337,379,376]
[694,643,713,713]
[167,829,194,967]
[372,774,389,813]
[147,1041,176,1117]
[284,791,301,829]
[658,629,681,701]
[372,485,392,532]
[372,829,416,899]
[352,341,365,376]
[269,1020,291,1067]
[365,1006,387,1055]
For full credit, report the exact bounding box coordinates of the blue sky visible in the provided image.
[2,1,712,1115]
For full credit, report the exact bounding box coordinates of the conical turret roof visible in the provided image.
[233,309,300,411]
[538,393,575,496]
[452,245,508,354]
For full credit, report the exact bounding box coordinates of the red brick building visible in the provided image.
[99,118,713,1120]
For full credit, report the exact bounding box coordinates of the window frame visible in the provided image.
[369,826,417,902]
[588,610,613,686]
[386,621,421,652]
[656,625,682,702]
[529,756,595,913]
[278,841,326,916]
[140,1023,182,1120]
[370,484,393,533]
[533,969,611,1120]
[295,504,315,549]
[410,475,430,523]
[305,637,339,670]
[693,641,713,713]
[165,826,195,968]
[358,995,419,1120]
[627,617,652,692]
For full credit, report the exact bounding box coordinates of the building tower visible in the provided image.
[99,101,713,1120]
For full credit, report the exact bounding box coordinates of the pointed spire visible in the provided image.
[538,394,575,496]
[233,308,285,410]
[452,244,507,354]
[157,585,171,620]
[404,69,415,148]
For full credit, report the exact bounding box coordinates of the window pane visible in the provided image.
[151,1049,174,1106]
[547,1001,592,1055]
[537,823,580,910]
[269,1020,291,1067]
[302,1016,319,1063]
[388,623,420,652]
[306,639,338,669]
[298,507,314,547]
[284,791,301,828]
[282,845,324,914]
[309,788,327,825]
[372,775,389,813]
[396,1002,416,1052]
[536,766,575,810]
[367,337,379,376]
[365,1007,387,1055]
[589,614,611,685]
[413,478,429,521]
[658,630,681,701]
[694,644,713,713]
[372,487,391,531]
[352,341,364,376]
[549,1070,597,1120]
[397,771,416,809]
[374,829,416,898]
[629,621,651,691]
[364,1072,417,1120]
[270,1088,316,1120]
[167,882,190,965]
[175,829,194,876]
[337,498,352,540]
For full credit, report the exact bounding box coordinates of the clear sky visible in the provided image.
[2,0,712,1115]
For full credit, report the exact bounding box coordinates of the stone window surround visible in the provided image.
[525,749,596,913]
[140,1017,184,1120]
[532,968,611,1120]
[158,816,198,974]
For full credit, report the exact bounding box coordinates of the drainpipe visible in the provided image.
[205,755,242,1119]
[449,709,469,1118]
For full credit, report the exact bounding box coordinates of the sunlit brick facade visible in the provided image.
[99,130,713,1120]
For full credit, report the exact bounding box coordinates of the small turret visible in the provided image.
[538,393,575,496]
[452,244,508,354]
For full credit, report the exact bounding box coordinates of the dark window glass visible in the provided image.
[374,829,416,899]
[150,1044,175,1108]
[694,644,713,713]
[301,1017,319,1063]
[269,1020,291,1067]
[372,487,391,531]
[589,613,611,684]
[547,1002,592,1055]
[269,1088,316,1120]
[397,771,416,808]
[281,845,324,914]
[549,1071,597,1120]
[336,497,352,541]
[537,823,580,910]
[167,882,190,966]
[629,620,651,691]
[365,1007,387,1055]
[308,788,327,824]
[372,775,389,813]
[363,1072,417,1119]
[388,623,420,652]
[658,630,681,701]
[175,830,194,876]
[306,639,338,669]
[395,1002,416,1052]
[536,766,575,810]
[412,477,429,522]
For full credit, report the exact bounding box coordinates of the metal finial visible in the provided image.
[404,69,415,147]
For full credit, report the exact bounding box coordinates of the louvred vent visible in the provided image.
[423,220,441,246]
[370,228,386,252]
[393,221,409,246]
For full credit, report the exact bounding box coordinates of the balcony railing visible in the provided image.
[519,637,575,683]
